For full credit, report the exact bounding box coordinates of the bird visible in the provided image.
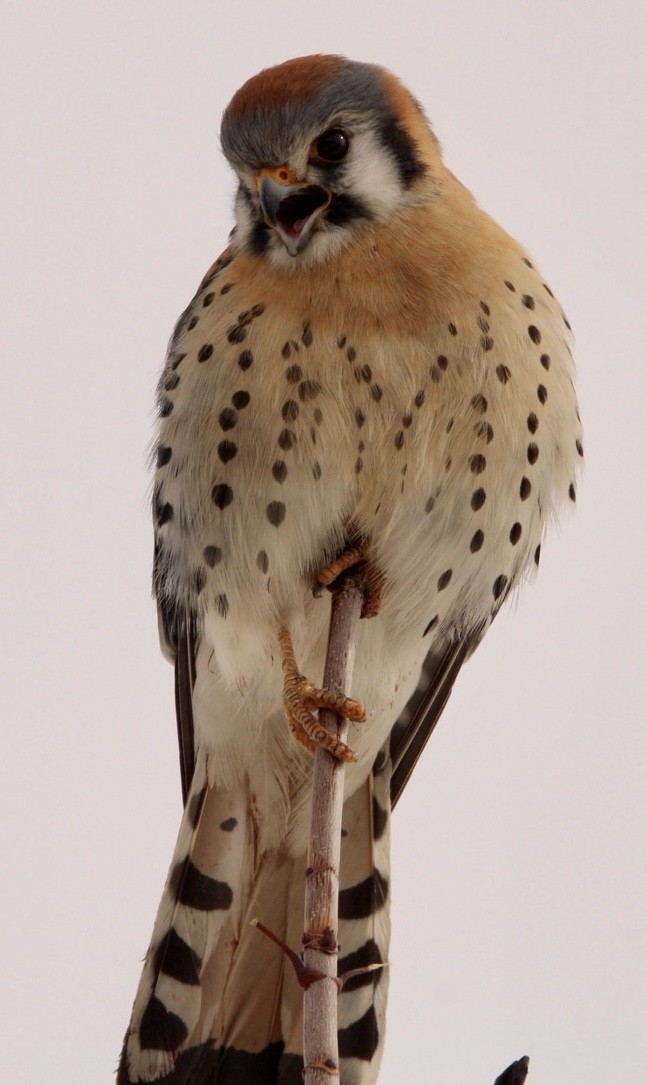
[117,54,581,1085]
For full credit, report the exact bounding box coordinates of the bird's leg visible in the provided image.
[315,538,384,618]
[278,626,366,762]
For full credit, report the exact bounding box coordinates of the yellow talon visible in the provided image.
[278,627,365,761]
[315,538,384,619]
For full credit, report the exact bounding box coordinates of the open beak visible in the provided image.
[257,167,331,256]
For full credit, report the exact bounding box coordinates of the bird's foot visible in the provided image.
[278,626,365,761]
[315,538,384,618]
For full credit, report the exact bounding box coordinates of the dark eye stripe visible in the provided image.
[326,193,372,227]
[378,115,426,187]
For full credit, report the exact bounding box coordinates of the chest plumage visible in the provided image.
[154,192,579,684]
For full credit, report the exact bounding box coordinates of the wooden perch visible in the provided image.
[255,561,529,1085]
[302,566,365,1085]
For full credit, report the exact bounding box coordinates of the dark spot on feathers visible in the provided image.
[218,440,237,463]
[298,380,321,401]
[266,501,286,526]
[470,530,484,552]
[203,545,222,567]
[219,408,237,430]
[212,483,233,509]
[493,574,509,600]
[278,429,295,451]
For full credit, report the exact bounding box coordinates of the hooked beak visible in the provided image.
[256,167,331,256]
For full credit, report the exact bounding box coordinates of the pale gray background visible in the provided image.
[2,1,645,1081]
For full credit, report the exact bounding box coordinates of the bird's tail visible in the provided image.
[118,746,391,1085]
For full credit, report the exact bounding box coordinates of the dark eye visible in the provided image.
[312,128,350,164]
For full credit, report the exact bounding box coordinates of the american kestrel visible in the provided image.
[118,55,581,1085]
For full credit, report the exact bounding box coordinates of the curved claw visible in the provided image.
[278,627,365,761]
[315,539,384,619]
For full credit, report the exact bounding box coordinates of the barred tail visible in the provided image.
[118,748,252,1083]
[118,747,392,1085]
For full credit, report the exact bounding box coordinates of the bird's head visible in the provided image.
[220,55,441,270]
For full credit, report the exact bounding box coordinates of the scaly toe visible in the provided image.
[284,676,365,761]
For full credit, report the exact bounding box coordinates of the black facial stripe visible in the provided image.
[248,221,271,254]
[378,115,427,187]
[238,182,256,210]
[326,192,372,228]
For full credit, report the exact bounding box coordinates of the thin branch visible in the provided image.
[302,567,365,1085]
[258,560,529,1085]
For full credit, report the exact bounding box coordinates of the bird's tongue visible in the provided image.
[278,215,308,239]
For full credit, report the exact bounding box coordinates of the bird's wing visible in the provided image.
[389,630,483,808]
[158,600,197,804]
